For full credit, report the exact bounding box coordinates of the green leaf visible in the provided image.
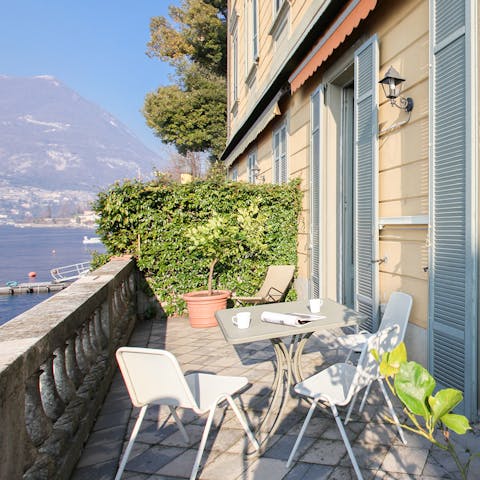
[394,361,436,418]
[378,342,407,378]
[441,413,471,434]
[428,388,463,426]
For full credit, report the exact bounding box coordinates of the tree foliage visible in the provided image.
[93,178,302,316]
[144,0,227,160]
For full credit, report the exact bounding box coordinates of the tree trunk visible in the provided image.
[207,258,218,295]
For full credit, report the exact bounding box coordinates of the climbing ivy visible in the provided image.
[93,178,302,316]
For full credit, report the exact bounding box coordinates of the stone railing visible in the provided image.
[0,257,140,480]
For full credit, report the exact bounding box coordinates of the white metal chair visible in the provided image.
[337,292,413,363]
[114,347,259,480]
[286,325,406,480]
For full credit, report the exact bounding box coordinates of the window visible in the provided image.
[232,29,238,103]
[247,150,257,183]
[246,0,258,66]
[230,6,239,105]
[270,0,289,42]
[230,166,238,181]
[273,124,287,184]
[273,0,285,16]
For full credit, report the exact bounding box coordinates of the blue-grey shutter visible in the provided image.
[310,87,323,297]
[353,35,379,332]
[273,129,280,184]
[280,125,287,183]
[429,0,477,418]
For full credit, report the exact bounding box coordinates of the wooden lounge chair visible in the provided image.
[232,265,295,307]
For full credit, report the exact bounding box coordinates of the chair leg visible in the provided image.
[114,404,148,480]
[286,400,317,468]
[345,391,359,424]
[378,379,407,445]
[345,347,354,364]
[168,405,190,443]
[331,404,364,480]
[190,406,216,480]
[358,382,372,413]
[225,395,259,451]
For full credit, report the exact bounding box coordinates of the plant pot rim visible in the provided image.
[183,289,231,300]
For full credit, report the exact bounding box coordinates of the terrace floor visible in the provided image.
[71,315,480,480]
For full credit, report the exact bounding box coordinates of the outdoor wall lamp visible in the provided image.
[379,66,414,112]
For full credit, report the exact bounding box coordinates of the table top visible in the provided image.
[215,299,366,345]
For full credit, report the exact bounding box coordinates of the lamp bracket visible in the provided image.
[391,96,414,112]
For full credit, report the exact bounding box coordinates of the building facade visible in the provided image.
[222,0,479,419]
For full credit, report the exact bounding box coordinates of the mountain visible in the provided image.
[0,75,166,222]
[0,75,165,191]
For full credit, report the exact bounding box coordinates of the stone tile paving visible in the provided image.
[72,316,480,480]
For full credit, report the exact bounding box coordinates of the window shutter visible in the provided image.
[280,125,287,183]
[310,87,322,297]
[353,35,379,332]
[273,130,280,184]
[429,0,477,418]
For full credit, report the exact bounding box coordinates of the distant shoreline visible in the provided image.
[7,223,97,229]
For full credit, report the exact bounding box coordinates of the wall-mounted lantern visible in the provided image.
[379,66,414,112]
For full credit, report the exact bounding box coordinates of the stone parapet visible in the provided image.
[0,257,139,480]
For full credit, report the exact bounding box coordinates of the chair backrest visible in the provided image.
[348,325,401,400]
[378,292,413,343]
[116,347,197,409]
[257,265,295,302]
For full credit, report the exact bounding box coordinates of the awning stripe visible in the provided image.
[289,0,378,93]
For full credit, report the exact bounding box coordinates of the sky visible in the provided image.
[0,0,179,158]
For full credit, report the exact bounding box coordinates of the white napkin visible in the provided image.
[260,311,325,327]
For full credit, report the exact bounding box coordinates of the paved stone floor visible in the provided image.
[72,316,480,479]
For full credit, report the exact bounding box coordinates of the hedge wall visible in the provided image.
[93,178,302,316]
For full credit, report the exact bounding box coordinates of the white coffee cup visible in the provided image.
[232,311,251,329]
[309,298,323,313]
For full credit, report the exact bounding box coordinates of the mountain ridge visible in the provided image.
[0,75,166,221]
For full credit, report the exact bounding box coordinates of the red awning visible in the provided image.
[289,0,378,93]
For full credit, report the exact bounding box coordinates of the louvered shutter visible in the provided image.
[310,87,323,297]
[353,36,379,332]
[280,125,287,183]
[273,129,280,184]
[429,0,477,418]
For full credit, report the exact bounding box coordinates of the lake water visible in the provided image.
[0,225,106,325]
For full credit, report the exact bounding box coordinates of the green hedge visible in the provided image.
[93,178,302,315]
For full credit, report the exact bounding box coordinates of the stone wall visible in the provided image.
[0,257,139,479]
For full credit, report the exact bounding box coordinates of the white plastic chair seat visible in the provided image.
[114,347,259,480]
[294,363,358,406]
[185,372,248,413]
[287,325,406,480]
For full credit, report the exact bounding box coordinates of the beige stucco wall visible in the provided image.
[229,0,430,341]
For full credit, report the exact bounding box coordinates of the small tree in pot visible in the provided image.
[184,201,267,327]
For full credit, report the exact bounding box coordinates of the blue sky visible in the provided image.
[0,1,178,158]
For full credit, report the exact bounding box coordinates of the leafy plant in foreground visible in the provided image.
[372,343,478,479]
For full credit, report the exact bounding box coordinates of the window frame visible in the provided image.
[273,123,288,184]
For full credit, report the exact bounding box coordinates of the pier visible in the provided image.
[0,281,69,295]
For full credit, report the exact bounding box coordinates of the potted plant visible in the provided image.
[183,202,266,328]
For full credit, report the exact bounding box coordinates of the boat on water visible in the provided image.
[82,235,102,245]
[50,262,90,282]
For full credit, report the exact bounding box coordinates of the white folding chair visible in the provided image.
[337,292,413,363]
[286,325,406,480]
[115,347,259,480]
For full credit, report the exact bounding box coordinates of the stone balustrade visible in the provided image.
[0,257,140,480]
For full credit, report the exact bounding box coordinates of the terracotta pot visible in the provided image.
[183,290,231,328]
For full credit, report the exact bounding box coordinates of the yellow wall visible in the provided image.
[228,0,430,329]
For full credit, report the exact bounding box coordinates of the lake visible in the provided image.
[0,225,106,325]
